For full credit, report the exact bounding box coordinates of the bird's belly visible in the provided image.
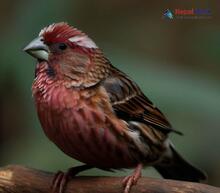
[36,97,138,169]
[53,124,137,169]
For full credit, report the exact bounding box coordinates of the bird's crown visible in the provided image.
[39,22,98,49]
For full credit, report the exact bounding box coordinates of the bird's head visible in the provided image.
[24,22,110,87]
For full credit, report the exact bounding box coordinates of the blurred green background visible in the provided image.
[0,0,219,186]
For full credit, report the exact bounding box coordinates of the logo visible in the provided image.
[163,8,212,20]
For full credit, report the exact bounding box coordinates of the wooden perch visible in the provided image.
[0,165,219,193]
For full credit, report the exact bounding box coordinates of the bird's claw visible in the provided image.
[50,165,92,193]
[122,175,137,193]
[122,164,142,193]
[51,171,68,193]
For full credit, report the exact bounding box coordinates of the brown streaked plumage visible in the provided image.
[24,22,206,193]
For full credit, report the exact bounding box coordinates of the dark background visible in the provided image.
[0,0,219,186]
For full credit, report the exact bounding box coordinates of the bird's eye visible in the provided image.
[58,43,67,50]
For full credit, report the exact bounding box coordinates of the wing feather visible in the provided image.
[102,66,182,141]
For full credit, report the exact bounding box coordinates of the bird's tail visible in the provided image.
[154,144,207,182]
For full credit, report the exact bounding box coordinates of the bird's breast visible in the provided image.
[32,73,139,169]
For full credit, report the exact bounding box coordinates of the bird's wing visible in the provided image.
[101,67,182,144]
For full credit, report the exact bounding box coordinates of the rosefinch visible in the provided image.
[24,22,206,193]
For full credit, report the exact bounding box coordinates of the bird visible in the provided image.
[23,22,206,193]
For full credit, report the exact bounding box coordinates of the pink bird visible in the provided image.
[24,22,206,193]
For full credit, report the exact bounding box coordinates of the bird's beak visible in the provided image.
[23,37,49,61]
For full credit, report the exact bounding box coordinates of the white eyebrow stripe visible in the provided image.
[69,35,98,48]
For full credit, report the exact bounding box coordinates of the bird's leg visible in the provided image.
[51,165,93,193]
[122,163,143,193]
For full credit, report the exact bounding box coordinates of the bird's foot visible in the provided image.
[122,164,142,193]
[51,170,67,193]
[51,165,93,193]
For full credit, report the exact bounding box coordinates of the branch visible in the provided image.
[0,165,219,193]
